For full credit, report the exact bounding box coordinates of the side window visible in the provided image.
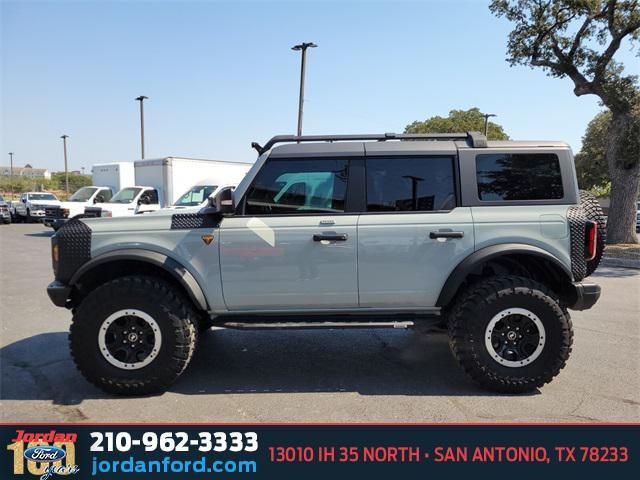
[366,157,455,212]
[244,158,349,215]
[146,189,159,204]
[101,189,113,202]
[476,153,563,201]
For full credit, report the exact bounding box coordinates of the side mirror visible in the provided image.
[206,187,235,215]
[94,195,104,204]
[138,195,150,205]
[22,198,26,203]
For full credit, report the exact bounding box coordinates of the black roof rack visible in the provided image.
[251,131,487,154]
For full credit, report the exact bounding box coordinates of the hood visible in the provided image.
[94,202,136,215]
[28,200,61,206]
[59,200,91,209]
[59,201,90,214]
[82,208,176,232]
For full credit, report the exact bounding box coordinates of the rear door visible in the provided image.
[358,147,474,308]
[220,155,360,311]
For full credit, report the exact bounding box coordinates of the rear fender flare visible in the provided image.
[436,243,573,308]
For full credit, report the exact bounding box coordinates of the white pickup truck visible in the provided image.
[14,192,61,223]
[166,172,249,211]
[84,186,160,218]
[44,186,114,230]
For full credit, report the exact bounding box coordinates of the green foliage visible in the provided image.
[588,182,612,197]
[575,105,640,189]
[575,110,611,189]
[49,172,93,192]
[0,172,92,199]
[489,0,640,113]
[405,108,510,140]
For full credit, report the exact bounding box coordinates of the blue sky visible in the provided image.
[2,0,639,172]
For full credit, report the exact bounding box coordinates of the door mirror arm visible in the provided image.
[203,187,235,216]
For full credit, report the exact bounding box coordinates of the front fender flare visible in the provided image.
[435,243,573,308]
[70,249,208,311]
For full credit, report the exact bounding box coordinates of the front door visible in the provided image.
[220,157,359,311]
[358,155,475,307]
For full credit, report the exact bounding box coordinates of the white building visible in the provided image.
[0,164,51,180]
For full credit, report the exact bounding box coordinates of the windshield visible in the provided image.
[28,193,57,201]
[174,185,218,207]
[69,187,98,202]
[108,187,142,204]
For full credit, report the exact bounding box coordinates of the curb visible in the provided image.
[601,257,640,270]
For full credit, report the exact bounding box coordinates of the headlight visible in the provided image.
[102,210,112,218]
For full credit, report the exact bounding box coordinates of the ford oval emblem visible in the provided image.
[23,446,66,463]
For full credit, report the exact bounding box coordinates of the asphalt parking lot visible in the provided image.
[1,223,638,423]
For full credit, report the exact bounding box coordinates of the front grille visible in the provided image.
[83,207,102,218]
[0,205,8,213]
[45,206,63,218]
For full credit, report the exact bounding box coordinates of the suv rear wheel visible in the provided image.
[70,275,198,395]
[448,275,572,393]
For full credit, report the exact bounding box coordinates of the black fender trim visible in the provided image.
[435,243,573,308]
[69,249,208,311]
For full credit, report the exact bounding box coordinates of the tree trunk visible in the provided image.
[605,109,639,244]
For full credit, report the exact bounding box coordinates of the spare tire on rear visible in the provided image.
[579,190,606,277]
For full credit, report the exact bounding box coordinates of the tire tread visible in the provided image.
[448,275,573,393]
[69,275,198,395]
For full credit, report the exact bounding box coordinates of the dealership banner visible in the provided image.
[2,424,637,479]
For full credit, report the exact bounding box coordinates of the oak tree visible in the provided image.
[405,107,510,140]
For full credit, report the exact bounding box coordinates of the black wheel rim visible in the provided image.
[103,314,157,366]
[491,314,540,362]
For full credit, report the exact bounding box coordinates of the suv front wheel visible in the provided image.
[448,275,572,393]
[70,276,198,395]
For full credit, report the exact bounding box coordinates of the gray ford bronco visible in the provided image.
[47,132,605,395]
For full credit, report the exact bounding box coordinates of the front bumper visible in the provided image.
[47,280,72,307]
[568,283,601,311]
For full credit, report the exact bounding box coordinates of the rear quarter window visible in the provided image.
[476,153,563,201]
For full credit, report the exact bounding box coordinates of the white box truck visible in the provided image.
[44,162,136,229]
[134,157,252,208]
[86,157,251,218]
[91,162,135,193]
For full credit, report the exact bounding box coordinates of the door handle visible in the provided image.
[429,231,464,239]
[313,233,348,242]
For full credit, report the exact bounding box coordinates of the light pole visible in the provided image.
[135,96,148,159]
[8,152,14,200]
[483,113,497,137]
[60,135,69,196]
[291,42,317,137]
